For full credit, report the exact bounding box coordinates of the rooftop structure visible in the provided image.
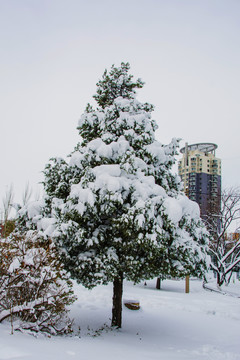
[180,143,218,155]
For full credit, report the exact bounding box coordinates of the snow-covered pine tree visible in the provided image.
[17,63,210,328]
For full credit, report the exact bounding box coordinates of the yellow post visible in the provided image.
[185,275,190,293]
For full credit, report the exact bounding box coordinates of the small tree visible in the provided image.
[0,231,76,335]
[17,63,209,328]
[206,187,240,286]
[22,182,32,206]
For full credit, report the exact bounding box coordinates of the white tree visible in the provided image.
[17,63,210,328]
[207,187,240,286]
[22,182,32,206]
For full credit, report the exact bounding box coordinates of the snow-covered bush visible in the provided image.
[16,63,210,328]
[0,231,76,336]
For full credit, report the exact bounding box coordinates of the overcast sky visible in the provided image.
[0,0,240,212]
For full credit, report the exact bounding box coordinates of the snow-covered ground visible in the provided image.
[0,278,240,360]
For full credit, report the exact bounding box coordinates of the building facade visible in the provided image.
[178,143,221,220]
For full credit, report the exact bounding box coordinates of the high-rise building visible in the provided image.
[178,143,221,220]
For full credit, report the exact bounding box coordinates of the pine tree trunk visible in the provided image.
[156,277,161,289]
[111,272,123,328]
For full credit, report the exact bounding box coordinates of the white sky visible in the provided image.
[0,0,240,211]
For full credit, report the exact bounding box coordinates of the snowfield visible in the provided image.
[0,278,240,360]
